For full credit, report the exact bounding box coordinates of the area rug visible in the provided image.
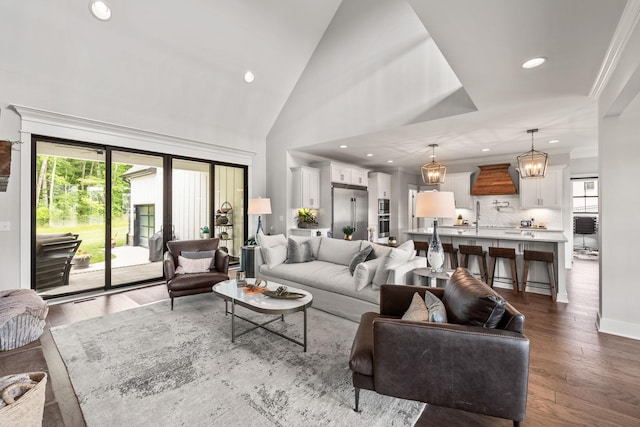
[51,294,424,426]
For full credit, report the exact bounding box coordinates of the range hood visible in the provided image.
[470,163,517,196]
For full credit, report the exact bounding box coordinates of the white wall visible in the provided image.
[596,13,640,340]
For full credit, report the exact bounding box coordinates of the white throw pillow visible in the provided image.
[353,258,380,291]
[387,240,416,269]
[261,244,287,269]
[371,257,389,289]
[175,255,212,274]
[257,231,287,248]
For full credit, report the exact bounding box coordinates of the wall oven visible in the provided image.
[378,215,390,238]
[378,198,390,215]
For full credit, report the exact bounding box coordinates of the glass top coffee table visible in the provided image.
[212,279,313,352]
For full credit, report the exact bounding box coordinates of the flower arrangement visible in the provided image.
[75,249,92,261]
[296,208,318,228]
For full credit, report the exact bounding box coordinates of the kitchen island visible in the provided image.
[405,227,569,303]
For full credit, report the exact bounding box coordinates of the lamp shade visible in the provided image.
[415,191,456,218]
[247,198,272,215]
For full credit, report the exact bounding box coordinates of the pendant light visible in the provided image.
[421,144,447,184]
[517,128,548,178]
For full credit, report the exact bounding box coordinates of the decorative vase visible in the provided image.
[344,235,352,241]
[298,222,317,229]
[427,220,445,272]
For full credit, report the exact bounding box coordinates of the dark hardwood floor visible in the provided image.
[2,258,639,426]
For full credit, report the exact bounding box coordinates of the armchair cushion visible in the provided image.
[181,250,216,269]
[443,268,506,328]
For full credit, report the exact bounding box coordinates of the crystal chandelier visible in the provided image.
[517,128,548,178]
[421,144,446,184]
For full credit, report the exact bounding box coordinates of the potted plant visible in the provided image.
[296,208,318,228]
[200,226,210,239]
[342,225,355,240]
[73,250,92,269]
[456,214,464,226]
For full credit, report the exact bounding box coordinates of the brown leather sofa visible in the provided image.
[349,268,530,426]
[163,239,229,310]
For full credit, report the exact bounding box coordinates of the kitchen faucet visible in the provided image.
[475,201,480,233]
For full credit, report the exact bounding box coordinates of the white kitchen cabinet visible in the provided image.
[519,166,563,209]
[439,172,472,209]
[328,163,368,187]
[291,166,320,209]
[330,164,352,185]
[351,168,368,187]
[369,172,391,198]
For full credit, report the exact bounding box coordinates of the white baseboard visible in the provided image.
[597,313,640,340]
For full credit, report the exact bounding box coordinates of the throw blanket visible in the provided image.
[0,290,48,329]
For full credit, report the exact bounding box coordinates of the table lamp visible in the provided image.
[415,191,456,272]
[248,197,272,236]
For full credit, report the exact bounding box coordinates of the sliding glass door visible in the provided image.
[33,138,248,298]
[34,141,107,295]
[111,151,165,287]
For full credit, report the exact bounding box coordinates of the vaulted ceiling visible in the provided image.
[0,0,632,172]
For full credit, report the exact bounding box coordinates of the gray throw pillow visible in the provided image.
[424,291,447,323]
[402,292,430,322]
[181,250,216,269]
[286,238,314,264]
[349,246,373,275]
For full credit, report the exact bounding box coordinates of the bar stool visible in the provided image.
[415,241,429,257]
[488,247,519,295]
[459,245,488,283]
[442,243,459,269]
[522,250,556,302]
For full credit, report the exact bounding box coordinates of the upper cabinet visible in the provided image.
[328,162,369,187]
[369,172,391,199]
[291,166,320,209]
[519,165,564,209]
[439,172,472,208]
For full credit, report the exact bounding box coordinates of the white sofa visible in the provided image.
[254,233,426,322]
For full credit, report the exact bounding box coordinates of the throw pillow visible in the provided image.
[286,238,314,264]
[349,246,373,275]
[402,292,430,322]
[371,255,390,289]
[443,268,506,328]
[372,240,416,287]
[181,250,216,269]
[424,291,448,323]
[289,235,322,259]
[261,244,287,269]
[257,231,287,248]
[353,258,379,291]
[175,255,212,274]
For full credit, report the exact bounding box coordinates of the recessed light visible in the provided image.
[339,145,348,149]
[366,153,373,157]
[548,139,559,144]
[243,71,255,84]
[522,57,546,69]
[89,1,111,21]
[482,148,491,152]
[386,160,394,163]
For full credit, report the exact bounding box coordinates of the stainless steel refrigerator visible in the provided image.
[332,184,369,240]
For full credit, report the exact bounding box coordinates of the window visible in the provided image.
[572,178,598,213]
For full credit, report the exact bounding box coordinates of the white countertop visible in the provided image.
[405,227,567,243]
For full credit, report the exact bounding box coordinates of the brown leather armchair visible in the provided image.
[349,268,530,426]
[164,239,229,310]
